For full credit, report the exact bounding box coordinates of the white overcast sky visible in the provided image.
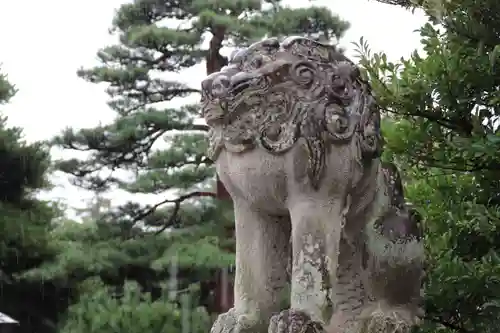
[0,0,426,216]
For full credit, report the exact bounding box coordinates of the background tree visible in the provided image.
[59,279,210,333]
[356,0,500,331]
[50,0,351,325]
[0,69,75,333]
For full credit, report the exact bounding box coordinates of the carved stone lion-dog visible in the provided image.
[201,36,424,333]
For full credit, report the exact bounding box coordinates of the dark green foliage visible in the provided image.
[59,279,211,333]
[358,0,500,331]
[26,203,234,286]
[0,70,74,333]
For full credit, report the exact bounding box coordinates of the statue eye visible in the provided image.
[211,76,230,97]
[331,76,346,93]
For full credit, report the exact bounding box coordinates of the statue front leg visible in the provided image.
[269,197,347,333]
[328,237,370,332]
[289,198,344,321]
[211,201,291,333]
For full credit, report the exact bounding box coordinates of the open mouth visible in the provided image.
[229,72,259,95]
[231,81,251,95]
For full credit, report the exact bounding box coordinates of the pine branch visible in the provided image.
[191,124,209,131]
[132,191,217,237]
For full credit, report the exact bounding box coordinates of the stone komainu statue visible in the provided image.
[201,37,424,333]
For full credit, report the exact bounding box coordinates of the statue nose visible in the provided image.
[230,72,257,95]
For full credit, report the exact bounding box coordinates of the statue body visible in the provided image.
[201,37,424,333]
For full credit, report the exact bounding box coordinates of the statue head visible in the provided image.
[201,36,383,187]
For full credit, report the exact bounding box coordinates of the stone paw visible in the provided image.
[210,308,265,333]
[268,309,325,333]
[356,303,420,333]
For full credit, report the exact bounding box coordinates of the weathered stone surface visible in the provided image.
[269,309,325,333]
[201,36,424,333]
[201,37,381,189]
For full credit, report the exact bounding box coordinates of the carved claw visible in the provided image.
[356,303,421,333]
[210,308,264,333]
[210,309,238,333]
[268,310,325,333]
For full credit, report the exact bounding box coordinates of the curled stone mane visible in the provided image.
[201,36,383,189]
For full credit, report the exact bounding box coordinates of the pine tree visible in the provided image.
[59,279,211,333]
[0,69,74,333]
[356,0,500,331]
[51,0,350,319]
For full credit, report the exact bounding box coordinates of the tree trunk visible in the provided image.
[206,26,232,201]
[205,26,234,313]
